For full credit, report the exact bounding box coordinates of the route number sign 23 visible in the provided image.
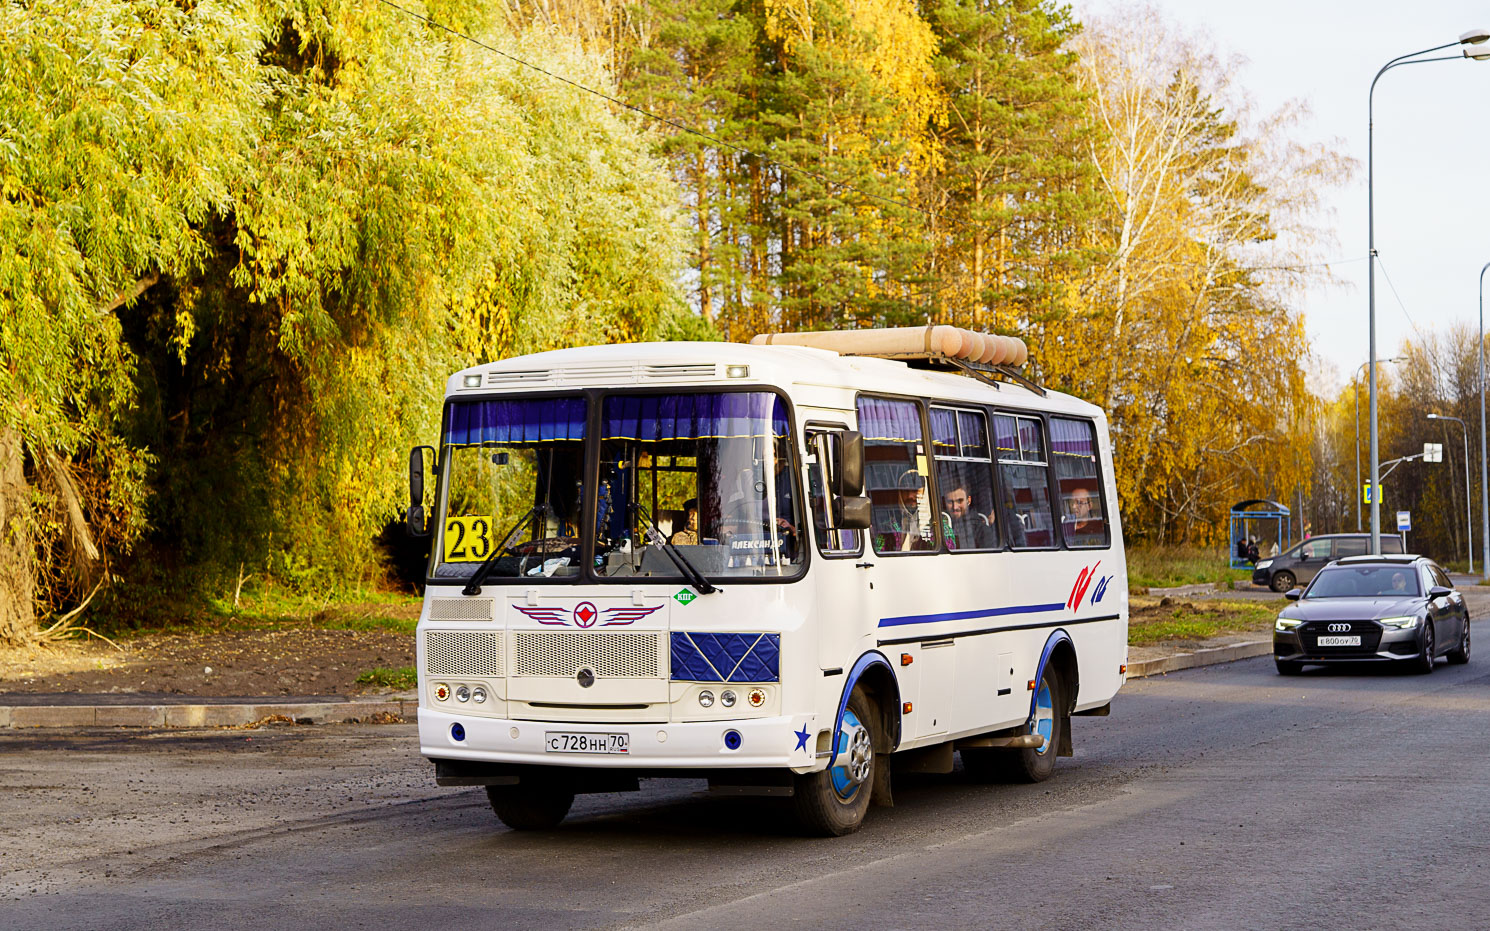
[443,516,493,562]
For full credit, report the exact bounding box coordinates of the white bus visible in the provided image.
[408,328,1127,835]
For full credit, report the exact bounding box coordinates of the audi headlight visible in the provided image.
[1378,616,1419,629]
[1275,617,1302,632]
[1256,559,1273,570]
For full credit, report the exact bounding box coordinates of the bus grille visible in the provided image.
[426,631,503,676]
[513,631,661,678]
[427,598,495,622]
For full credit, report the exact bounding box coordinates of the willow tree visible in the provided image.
[1,0,686,643]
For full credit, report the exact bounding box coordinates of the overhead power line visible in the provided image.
[372,0,932,219]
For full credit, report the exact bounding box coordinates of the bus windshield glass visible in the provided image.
[594,391,804,581]
[432,397,587,581]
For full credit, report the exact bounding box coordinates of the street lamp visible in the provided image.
[1355,357,1405,530]
[1426,412,1472,573]
[1367,29,1490,556]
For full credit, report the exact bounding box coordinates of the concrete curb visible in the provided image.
[1145,582,1229,597]
[1127,640,1273,678]
[2,699,417,729]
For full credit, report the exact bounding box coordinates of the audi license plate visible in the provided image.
[1317,635,1361,647]
[545,731,629,754]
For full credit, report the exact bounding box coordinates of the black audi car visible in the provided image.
[1272,555,1471,675]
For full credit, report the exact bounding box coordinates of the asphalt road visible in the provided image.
[5,647,1490,931]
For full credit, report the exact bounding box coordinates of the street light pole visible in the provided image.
[1480,263,1490,578]
[1427,413,1472,573]
[1367,30,1490,556]
[1355,357,1405,531]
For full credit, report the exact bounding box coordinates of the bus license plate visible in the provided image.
[545,732,629,754]
[1317,635,1361,647]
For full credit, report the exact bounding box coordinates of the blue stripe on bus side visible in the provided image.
[878,602,1067,628]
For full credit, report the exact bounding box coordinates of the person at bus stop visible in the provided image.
[1246,537,1260,564]
[670,498,700,546]
[943,481,991,550]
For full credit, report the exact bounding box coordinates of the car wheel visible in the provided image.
[1447,620,1470,665]
[1269,571,1296,594]
[1413,622,1436,675]
[486,784,575,831]
[1275,660,1303,676]
[792,689,877,836]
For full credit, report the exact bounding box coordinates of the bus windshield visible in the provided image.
[593,391,805,581]
[430,391,805,583]
[432,397,588,581]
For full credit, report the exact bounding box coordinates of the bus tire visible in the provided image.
[792,690,876,836]
[486,784,574,831]
[964,667,1065,784]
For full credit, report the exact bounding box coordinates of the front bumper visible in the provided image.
[419,705,821,772]
[1273,624,1423,663]
[1252,567,1271,586]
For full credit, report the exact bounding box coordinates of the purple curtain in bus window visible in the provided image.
[1049,418,1096,458]
[445,397,586,445]
[602,392,787,441]
[1017,418,1045,462]
[958,410,989,458]
[929,408,957,454]
[993,414,1018,456]
[857,397,922,443]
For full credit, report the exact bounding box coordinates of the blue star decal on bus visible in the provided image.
[793,725,811,751]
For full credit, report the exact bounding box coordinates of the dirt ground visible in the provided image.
[0,625,414,697]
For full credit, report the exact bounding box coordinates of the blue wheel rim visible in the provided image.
[830,710,870,800]
[1032,680,1054,755]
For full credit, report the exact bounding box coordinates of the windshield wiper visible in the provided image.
[462,503,549,596]
[632,502,718,595]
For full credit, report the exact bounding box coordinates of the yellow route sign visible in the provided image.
[442,516,494,562]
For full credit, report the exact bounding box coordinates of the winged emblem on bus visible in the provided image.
[511,606,569,626]
[600,605,664,626]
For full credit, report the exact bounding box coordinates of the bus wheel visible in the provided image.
[486,784,574,831]
[964,668,1065,784]
[792,690,876,836]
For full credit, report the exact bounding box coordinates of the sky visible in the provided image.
[1070,0,1490,390]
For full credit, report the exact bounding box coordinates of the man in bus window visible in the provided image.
[942,481,991,550]
[1064,486,1103,544]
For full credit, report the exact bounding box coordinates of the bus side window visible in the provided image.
[1051,417,1110,549]
[806,430,863,556]
[856,396,936,554]
[930,407,999,551]
[993,414,1054,549]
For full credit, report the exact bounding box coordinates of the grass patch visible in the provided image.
[1126,545,1252,591]
[1128,598,1278,647]
[356,666,417,690]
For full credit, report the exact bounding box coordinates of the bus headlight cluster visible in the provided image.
[433,682,491,705]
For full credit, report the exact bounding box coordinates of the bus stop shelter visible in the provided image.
[1229,499,1292,568]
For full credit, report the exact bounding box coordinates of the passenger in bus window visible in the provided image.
[942,481,992,550]
[670,498,700,545]
[1063,486,1104,545]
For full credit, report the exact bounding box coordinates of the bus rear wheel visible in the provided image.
[486,784,574,831]
[962,667,1065,784]
[792,690,877,836]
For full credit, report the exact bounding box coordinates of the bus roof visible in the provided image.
[445,341,1105,421]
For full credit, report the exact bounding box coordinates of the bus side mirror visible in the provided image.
[836,432,865,498]
[834,495,872,530]
[408,445,435,537]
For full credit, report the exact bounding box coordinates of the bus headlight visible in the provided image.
[1274,618,1302,632]
[455,685,471,703]
[720,690,737,708]
[471,686,488,704]
[698,690,714,708]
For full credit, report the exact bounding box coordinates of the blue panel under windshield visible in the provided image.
[445,397,586,445]
[602,392,787,441]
